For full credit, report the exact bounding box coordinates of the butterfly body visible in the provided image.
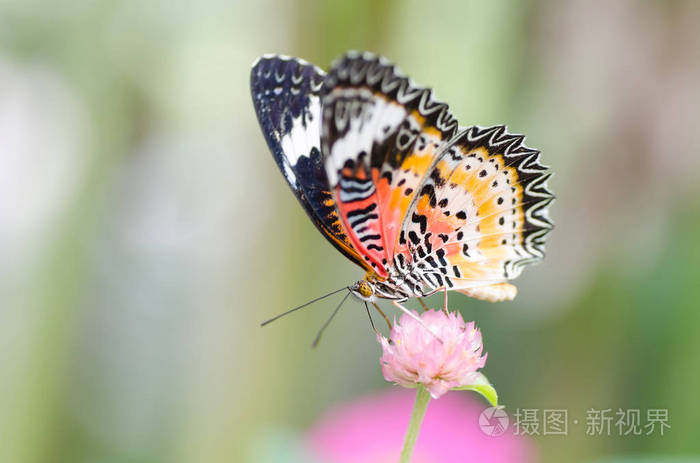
[252,52,553,306]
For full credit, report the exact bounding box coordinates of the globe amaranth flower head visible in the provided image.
[378,309,487,399]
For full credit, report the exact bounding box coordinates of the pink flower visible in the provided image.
[307,389,535,463]
[378,309,487,399]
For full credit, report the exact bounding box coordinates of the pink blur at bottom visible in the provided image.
[306,389,536,463]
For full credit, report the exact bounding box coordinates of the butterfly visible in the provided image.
[251,51,553,335]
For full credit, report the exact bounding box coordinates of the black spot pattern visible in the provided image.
[411,213,428,234]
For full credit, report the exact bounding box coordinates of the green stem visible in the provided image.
[400,385,431,463]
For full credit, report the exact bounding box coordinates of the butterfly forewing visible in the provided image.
[320,52,458,278]
[251,56,368,271]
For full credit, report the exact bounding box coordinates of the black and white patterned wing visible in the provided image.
[251,55,367,269]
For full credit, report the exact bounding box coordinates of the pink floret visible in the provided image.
[378,309,487,399]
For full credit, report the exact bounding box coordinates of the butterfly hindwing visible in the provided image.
[251,55,368,270]
[320,52,458,278]
[401,125,554,295]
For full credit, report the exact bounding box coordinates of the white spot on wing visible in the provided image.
[279,96,322,167]
[325,88,406,186]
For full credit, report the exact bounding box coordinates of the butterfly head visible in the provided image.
[350,279,375,301]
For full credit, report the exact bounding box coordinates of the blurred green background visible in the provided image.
[2,0,700,462]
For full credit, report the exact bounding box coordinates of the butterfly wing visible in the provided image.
[320,52,458,279]
[253,52,554,300]
[400,125,554,298]
[251,55,368,270]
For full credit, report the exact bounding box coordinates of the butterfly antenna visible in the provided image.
[311,290,352,348]
[260,287,349,327]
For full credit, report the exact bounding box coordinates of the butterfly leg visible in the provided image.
[424,286,448,313]
[371,302,392,330]
[363,301,379,335]
[416,297,430,312]
[391,300,443,344]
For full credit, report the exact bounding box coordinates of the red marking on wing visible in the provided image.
[335,182,389,279]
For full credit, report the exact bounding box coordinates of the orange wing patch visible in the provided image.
[378,126,446,259]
